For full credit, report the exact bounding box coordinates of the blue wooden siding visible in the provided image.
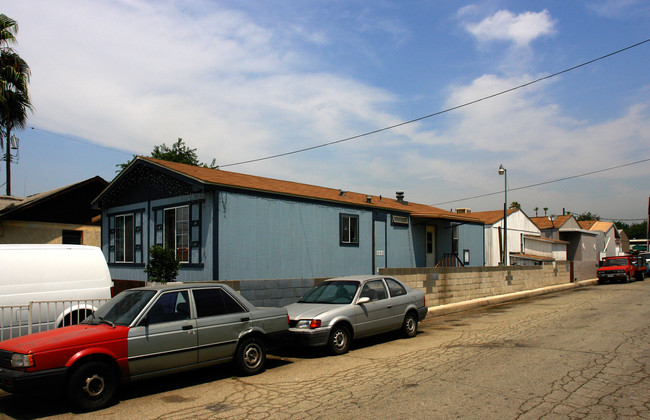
[102,186,480,283]
[458,223,484,267]
[103,193,214,282]
[386,221,416,268]
[216,191,376,280]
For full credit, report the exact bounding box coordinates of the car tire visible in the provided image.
[402,312,418,338]
[234,336,266,375]
[328,324,351,355]
[625,273,631,283]
[67,361,118,412]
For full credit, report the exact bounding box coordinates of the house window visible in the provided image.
[340,214,359,245]
[62,230,82,245]
[164,206,189,263]
[426,231,434,254]
[452,225,459,255]
[115,214,134,263]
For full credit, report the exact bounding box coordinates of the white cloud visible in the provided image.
[3,1,649,220]
[465,9,556,47]
[589,0,650,19]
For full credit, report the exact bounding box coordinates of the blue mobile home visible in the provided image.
[93,157,484,288]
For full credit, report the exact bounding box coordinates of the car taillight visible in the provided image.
[310,319,321,328]
[287,314,290,325]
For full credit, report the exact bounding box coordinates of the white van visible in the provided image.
[0,244,113,339]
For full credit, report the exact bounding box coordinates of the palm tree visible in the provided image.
[0,14,17,45]
[0,14,32,196]
[543,207,549,216]
[509,201,521,210]
[534,207,539,217]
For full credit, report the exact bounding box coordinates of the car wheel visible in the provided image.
[67,361,118,412]
[402,312,418,338]
[235,336,266,375]
[328,325,351,355]
[625,273,631,283]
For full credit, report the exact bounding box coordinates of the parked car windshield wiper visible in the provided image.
[97,317,115,328]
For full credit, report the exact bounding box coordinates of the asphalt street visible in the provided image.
[0,278,648,419]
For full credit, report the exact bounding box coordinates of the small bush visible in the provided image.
[144,246,180,283]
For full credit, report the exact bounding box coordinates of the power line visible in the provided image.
[431,158,650,206]
[28,126,134,156]
[219,38,650,168]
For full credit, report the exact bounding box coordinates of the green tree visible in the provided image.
[144,245,181,283]
[0,14,32,196]
[533,207,539,217]
[543,207,549,216]
[509,201,521,210]
[116,138,217,172]
[624,220,647,239]
[576,212,600,222]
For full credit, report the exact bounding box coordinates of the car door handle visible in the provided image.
[241,317,250,322]
[386,305,393,309]
[182,325,194,331]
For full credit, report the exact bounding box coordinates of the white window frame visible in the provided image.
[164,205,189,263]
[115,213,134,263]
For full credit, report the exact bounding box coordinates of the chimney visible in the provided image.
[396,191,407,204]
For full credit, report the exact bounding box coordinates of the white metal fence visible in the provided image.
[0,299,109,341]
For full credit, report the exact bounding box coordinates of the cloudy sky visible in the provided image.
[3,0,650,221]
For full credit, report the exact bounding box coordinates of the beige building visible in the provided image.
[0,177,107,247]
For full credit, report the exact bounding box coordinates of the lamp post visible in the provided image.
[498,164,508,266]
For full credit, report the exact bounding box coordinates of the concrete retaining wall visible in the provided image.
[379,262,571,306]
[214,278,321,307]
[113,261,572,308]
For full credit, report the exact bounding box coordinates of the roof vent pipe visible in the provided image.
[396,191,407,204]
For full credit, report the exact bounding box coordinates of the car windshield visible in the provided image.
[84,290,157,326]
[298,281,359,304]
[602,258,628,267]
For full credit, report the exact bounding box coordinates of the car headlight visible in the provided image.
[295,319,322,329]
[11,353,34,368]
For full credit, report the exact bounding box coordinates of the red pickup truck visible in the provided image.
[597,253,647,284]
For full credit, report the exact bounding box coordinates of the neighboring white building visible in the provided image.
[585,221,620,258]
[468,208,541,266]
[511,235,568,265]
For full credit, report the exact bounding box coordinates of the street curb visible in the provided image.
[426,279,599,318]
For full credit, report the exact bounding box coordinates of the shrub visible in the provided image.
[144,246,180,283]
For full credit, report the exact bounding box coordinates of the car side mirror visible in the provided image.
[357,297,370,305]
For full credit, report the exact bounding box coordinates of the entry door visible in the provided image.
[426,226,436,267]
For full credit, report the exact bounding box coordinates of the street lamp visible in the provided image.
[498,164,508,266]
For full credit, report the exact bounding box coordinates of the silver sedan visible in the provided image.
[285,275,428,354]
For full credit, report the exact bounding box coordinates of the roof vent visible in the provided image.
[396,191,407,204]
[456,208,471,214]
[339,189,347,197]
[366,195,372,203]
